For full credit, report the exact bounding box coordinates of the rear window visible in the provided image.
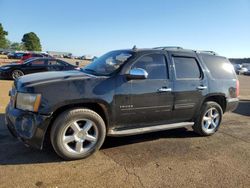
[201,55,235,79]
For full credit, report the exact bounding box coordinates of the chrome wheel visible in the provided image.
[202,107,220,133]
[12,70,24,79]
[62,119,98,154]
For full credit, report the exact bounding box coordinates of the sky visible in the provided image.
[0,0,249,58]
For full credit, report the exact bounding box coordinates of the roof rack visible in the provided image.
[198,51,218,55]
[153,46,183,50]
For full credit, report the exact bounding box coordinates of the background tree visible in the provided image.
[10,42,25,51]
[0,23,8,48]
[22,32,42,51]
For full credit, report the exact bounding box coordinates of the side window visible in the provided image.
[201,55,235,79]
[31,60,46,66]
[57,60,67,66]
[48,60,64,66]
[132,54,168,79]
[173,57,201,79]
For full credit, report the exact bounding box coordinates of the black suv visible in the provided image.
[5,47,239,160]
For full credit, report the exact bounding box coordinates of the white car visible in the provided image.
[82,55,94,60]
[239,67,248,75]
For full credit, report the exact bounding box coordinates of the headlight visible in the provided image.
[16,93,41,112]
[0,66,11,70]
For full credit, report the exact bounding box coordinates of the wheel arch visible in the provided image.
[42,102,110,149]
[202,94,227,113]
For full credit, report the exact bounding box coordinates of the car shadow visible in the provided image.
[233,99,250,116]
[0,112,199,165]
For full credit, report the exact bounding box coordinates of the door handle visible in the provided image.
[158,87,172,92]
[197,86,207,90]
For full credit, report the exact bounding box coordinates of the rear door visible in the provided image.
[47,59,66,71]
[168,51,208,121]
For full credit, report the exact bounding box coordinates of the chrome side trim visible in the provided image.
[108,122,194,136]
[174,103,195,110]
[120,105,172,111]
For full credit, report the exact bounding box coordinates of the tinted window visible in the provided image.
[30,60,46,65]
[173,57,201,79]
[48,60,65,66]
[201,55,235,79]
[132,54,167,79]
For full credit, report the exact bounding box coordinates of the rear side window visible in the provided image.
[173,57,201,79]
[132,54,168,79]
[201,55,235,79]
[48,60,65,66]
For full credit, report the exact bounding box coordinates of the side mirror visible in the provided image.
[126,68,148,80]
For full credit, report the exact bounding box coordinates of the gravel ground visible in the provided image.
[0,75,249,188]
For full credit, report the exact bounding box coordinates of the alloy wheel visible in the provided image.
[202,107,220,133]
[12,70,24,79]
[61,119,98,154]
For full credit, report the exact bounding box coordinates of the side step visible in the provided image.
[108,122,194,137]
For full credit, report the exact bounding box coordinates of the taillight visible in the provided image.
[236,80,240,97]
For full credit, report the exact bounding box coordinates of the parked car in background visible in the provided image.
[5,47,239,160]
[81,55,95,60]
[7,52,26,59]
[21,53,49,61]
[0,57,78,80]
[242,65,250,75]
[239,67,248,75]
[233,64,242,75]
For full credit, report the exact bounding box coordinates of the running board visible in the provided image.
[108,122,194,137]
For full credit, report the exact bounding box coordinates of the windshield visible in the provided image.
[82,50,133,76]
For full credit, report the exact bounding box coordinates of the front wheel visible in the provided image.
[50,108,106,160]
[193,101,223,136]
[11,69,24,80]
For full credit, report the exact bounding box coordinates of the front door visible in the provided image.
[24,59,48,74]
[114,53,174,128]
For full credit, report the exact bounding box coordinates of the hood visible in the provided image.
[16,70,97,88]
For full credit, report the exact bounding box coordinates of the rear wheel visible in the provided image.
[11,69,24,80]
[50,108,106,160]
[193,101,223,136]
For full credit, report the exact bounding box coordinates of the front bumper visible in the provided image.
[226,98,239,112]
[0,70,10,79]
[5,104,52,149]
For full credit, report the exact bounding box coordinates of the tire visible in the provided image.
[11,69,24,80]
[50,108,106,160]
[193,101,223,136]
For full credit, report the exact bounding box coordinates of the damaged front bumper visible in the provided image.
[5,104,52,149]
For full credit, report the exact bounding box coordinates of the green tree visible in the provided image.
[10,42,25,50]
[0,23,8,48]
[22,32,42,51]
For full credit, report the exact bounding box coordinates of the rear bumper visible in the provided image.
[5,104,52,149]
[226,98,239,112]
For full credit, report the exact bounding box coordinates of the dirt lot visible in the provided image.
[0,76,249,188]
